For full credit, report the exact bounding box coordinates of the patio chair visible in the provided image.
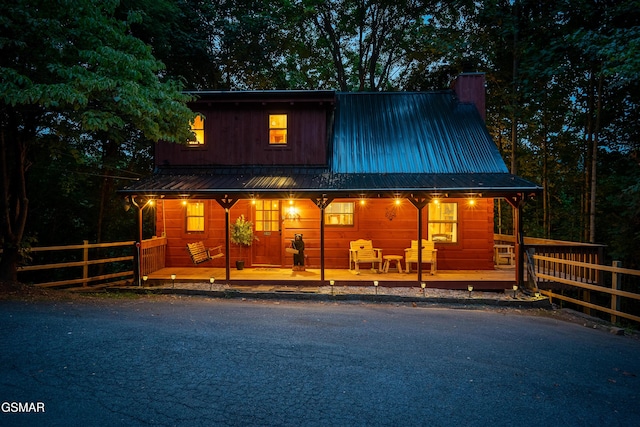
[404,239,437,275]
[349,239,383,273]
[186,241,224,265]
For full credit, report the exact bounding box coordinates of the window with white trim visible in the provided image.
[188,115,204,146]
[268,114,287,145]
[325,202,354,226]
[186,202,205,232]
[428,202,457,242]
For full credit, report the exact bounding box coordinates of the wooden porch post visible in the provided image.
[214,195,238,282]
[506,194,525,288]
[408,196,429,285]
[320,205,325,282]
[313,194,333,284]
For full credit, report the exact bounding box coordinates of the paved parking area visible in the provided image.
[1,296,639,426]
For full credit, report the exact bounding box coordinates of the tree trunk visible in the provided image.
[589,73,603,243]
[0,125,29,282]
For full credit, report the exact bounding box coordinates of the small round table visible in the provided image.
[383,255,404,273]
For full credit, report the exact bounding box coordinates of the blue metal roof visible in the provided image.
[331,92,508,174]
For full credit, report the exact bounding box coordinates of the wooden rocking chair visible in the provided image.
[186,241,224,265]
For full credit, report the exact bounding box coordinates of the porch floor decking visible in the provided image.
[144,266,516,290]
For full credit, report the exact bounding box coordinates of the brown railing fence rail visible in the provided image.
[4,238,167,290]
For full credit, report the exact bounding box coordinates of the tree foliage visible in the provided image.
[0,0,195,280]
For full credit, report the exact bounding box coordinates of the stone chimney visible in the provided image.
[452,73,486,121]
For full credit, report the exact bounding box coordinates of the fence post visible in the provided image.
[82,240,89,287]
[611,261,622,324]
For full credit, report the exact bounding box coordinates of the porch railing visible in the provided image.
[140,236,167,276]
[495,234,639,325]
[534,256,640,325]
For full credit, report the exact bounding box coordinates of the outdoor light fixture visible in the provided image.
[373,280,379,295]
[171,274,176,288]
[535,291,541,298]
[468,198,476,206]
[142,275,148,287]
[468,285,473,298]
[330,280,335,296]
[421,282,426,297]
[512,285,518,298]
[210,277,215,291]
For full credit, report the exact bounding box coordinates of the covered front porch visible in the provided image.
[141,265,516,290]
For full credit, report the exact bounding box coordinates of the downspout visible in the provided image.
[128,195,143,285]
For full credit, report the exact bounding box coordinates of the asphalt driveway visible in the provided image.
[1,296,639,426]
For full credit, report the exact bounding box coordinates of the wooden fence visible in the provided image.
[532,255,640,325]
[16,240,135,289]
[496,234,640,325]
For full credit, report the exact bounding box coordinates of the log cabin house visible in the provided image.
[120,73,541,287]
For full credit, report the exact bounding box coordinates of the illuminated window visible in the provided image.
[269,114,287,145]
[255,200,280,232]
[186,202,205,232]
[428,202,457,242]
[325,202,354,226]
[188,115,204,145]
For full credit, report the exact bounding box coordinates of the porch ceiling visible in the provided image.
[119,167,542,199]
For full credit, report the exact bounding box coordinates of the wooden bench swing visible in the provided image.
[186,241,224,265]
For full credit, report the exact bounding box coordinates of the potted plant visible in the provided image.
[230,215,257,269]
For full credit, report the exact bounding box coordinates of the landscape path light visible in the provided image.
[330,280,335,296]
[373,280,379,295]
[468,285,473,298]
[512,285,518,298]
[421,282,426,297]
[210,277,215,291]
[171,274,176,289]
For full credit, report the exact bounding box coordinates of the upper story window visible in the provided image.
[428,201,457,243]
[188,115,205,146]
[269,114,287,145]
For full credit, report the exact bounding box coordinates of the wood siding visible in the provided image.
[157,198,495,270]
[156,103,330,167]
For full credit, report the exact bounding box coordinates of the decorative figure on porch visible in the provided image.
[291,234,305,271]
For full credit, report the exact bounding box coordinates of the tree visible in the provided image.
[0,0,195,281]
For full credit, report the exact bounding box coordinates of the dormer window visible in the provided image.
[188,115,205,146]
[269,114,287,145]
